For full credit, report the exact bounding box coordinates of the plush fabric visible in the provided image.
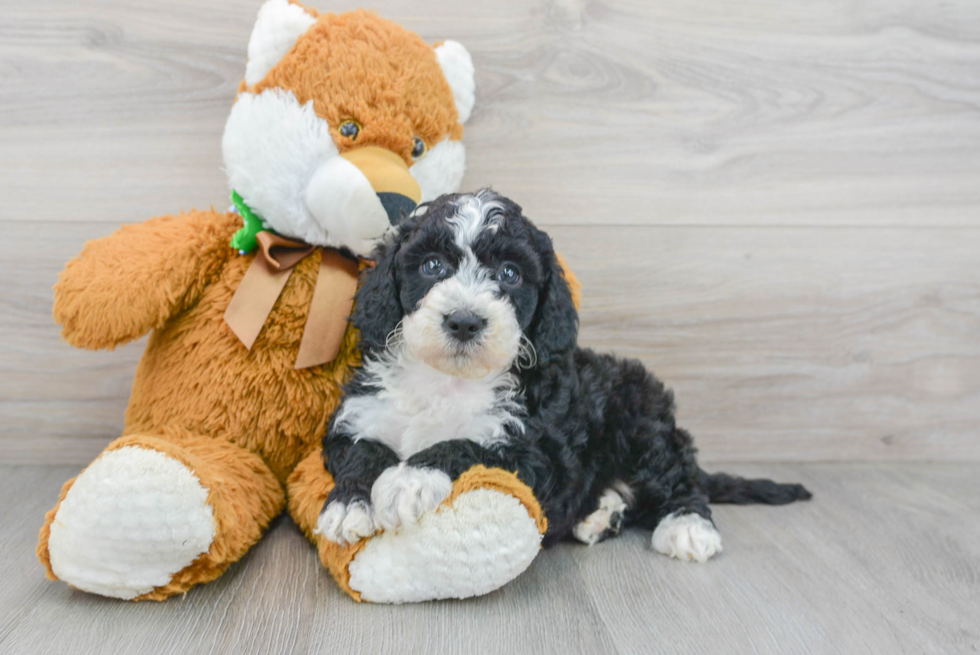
[38,206,577,601]
[248,9,465,157]
[40,430,285,600]
[244,0,317,86]
[288,453,547,602]
[38,206,577,600]
[37,2,581,603]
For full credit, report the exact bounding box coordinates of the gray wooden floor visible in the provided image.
[3,0,979,652]
[3,462,978,655]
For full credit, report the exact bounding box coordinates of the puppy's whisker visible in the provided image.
[516,334,537,370]
[384,321,406,351]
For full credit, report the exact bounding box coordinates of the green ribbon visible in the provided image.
[229,190,267,253]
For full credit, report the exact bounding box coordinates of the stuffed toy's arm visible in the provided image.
[54,210,235,350]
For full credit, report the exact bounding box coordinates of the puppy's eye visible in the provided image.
[339,120,361,140]
[496,263,522,287]
[421,256,446,278]
[411,136,427,160]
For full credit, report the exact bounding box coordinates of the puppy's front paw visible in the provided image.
[316,500,376,546]
[371,464,453,532]
[652,512,723,563]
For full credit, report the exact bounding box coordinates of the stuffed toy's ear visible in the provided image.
[528,227,579,367]
[244,0,317,86]
[434,41,475,124]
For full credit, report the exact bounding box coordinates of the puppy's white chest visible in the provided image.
[337,358,522,460]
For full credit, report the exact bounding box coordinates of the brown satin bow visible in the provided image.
[223,231,359,369]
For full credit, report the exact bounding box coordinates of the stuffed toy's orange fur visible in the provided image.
[38,2,579,603]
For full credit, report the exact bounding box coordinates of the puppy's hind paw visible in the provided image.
[371,464,453,532]
[573,488,627,546]
[652,512,723,563]
[316,500,376,546]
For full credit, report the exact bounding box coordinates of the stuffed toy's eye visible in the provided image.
[411,136,427,160]
[496,263,522,287]
[421,256,446,278]
[339,120,361,140]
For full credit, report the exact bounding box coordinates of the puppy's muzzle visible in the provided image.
[443,311,486,343]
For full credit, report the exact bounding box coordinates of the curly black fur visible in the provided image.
[322,190,810,546]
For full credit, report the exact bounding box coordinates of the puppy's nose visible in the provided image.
[444,311,486,343]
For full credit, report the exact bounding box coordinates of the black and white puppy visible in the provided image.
[317,189,810,562]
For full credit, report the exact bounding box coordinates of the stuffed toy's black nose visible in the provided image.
[378,192,418,225]
[443,311,486,342]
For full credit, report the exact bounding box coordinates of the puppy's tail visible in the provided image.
[699,469,812,505]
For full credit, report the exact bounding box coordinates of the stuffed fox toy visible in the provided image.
[38,0,577,603]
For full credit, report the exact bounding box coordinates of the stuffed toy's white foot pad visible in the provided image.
[349,488,542,603]
[47,446,216,599]
[651,512,723,563]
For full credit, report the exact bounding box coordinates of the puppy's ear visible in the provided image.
[352,235,404,351]
[527,227,579,366]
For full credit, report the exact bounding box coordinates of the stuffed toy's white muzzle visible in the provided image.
[305,146,421,255]
[222,89,421,256]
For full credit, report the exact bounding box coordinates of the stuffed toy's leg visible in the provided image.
[288,446,547,603]
[38,429,284,600]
